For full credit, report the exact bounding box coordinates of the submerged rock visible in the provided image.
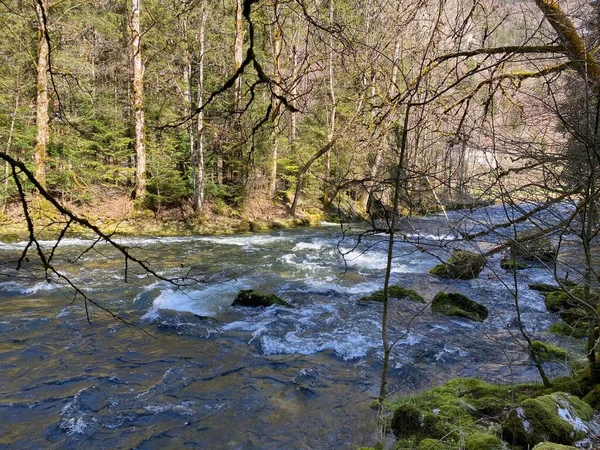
[361,285,424,303]
[429,249,487,280]
[502,392,594,447]
[431,292,488,322]
[232,289,292,308]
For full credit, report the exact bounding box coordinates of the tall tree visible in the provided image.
[130,0,146,201]
[194,2,207,212]
[268,0,282,198]
[34,0,50,188]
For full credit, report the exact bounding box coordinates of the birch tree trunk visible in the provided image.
[130,0,146,201]
[34,0,50,188]
[194,4,207,212]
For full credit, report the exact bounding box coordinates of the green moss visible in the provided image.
[500,258,528,271]
[502,392,593,447]
[532,444,578,450]
[428,249,487,280]
[530,340,570,362]
[547,322,588,339]
[464,431,502,450]
[582,385,600,409]
[417,438,457,450]
[231,289,292,308]
[361,286,425,303]
[248,220,270,231]
[510,235,556,262]
[530,283,561,293]
[431,292,488,322]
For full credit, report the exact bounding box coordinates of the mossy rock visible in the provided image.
[530,283,561,293]
[544,286,598,330]
[431,292,488,322]
[232,289,291,308]
[502,392,593,447]
[547,323,588,339]
[417,438,457,450]
[429,249,487,280]
[248,220,271,231]
[361,286,425,303]
[500,258,528,271]
[532,444,577,450]
[530,340,570,362]
[390,404,452,441]
[464,431,503,450]
[582,385,600,409]
[510,235,556,262]
[390,404,425,439]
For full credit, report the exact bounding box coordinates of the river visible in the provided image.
[0,205,582,449]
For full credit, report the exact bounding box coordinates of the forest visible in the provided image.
[1,0,600,449]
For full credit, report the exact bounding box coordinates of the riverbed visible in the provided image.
[0,206,581,448]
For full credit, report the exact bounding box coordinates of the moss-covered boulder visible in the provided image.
[532,444,578,450]
[464,432,503,450]
[361,285,424,303]
[429,249,487,280]
[510,235,557,262]
[582,385,600,409]
[530,283,562,293]
[390,404,451,441]
[502,392,594,447]
[547,323,588,339]
[417,438,457,450]
[431,292,488,322]
[500,258,528,271]
[232,289,292,308]
[530,340,570,362]
[544,285,598,331]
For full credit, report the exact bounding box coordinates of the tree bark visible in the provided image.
[269,1,282,198]
[325,0,336,183]
[194,4,207,212]
[130,0,146,201]
[34,0,50,188]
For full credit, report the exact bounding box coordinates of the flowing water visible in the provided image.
[0,206,584,449]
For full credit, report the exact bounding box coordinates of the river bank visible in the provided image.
[0,194,326,242]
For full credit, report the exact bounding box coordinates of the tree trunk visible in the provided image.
[130,0,146,201]
[3,89,19,214]
[34,0,50,188]
[194,4,207,212]
[234,0,244,114]
[290,139,337,216]
[269,1,282,198]
[325,0,336,185]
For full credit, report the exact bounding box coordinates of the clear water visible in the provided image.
[0,206,583,448]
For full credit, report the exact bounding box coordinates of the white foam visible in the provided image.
[261,328,379,360]
[340,249,388,270]
[403,232,458,241]
[292,242,327,251]
[60,417,89,435]
[142,280,248,319]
